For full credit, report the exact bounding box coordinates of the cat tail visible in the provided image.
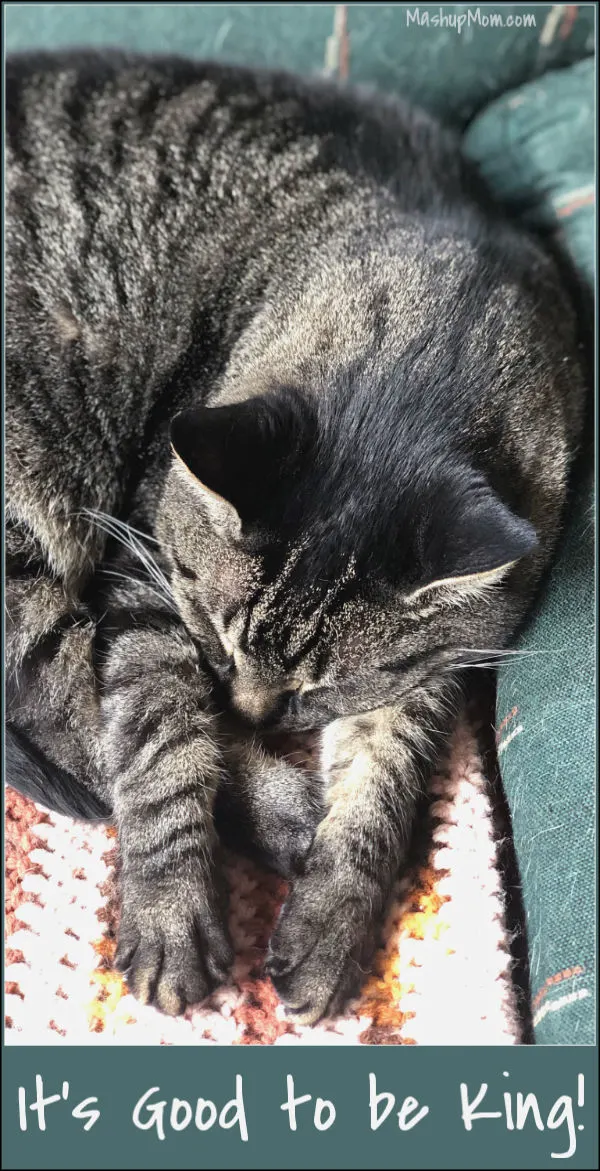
[5,724,112,822]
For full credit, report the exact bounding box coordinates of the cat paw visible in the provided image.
[265,866,378,1023]
[252,768,322,878]
[114,878,233,1016]
[215,755,323,879]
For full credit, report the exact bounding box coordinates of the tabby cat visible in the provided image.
[6,51,585,1023]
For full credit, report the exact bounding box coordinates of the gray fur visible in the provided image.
[6,52,585,1020]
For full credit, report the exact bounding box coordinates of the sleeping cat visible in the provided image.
[6,51,585,1023]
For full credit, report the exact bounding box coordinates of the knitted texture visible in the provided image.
[5,722,520,1045]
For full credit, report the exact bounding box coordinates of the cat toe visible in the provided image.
[266,876,376,1023]
[156,944,217,1016]
[115,883,233,1015]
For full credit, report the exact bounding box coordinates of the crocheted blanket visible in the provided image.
[5,721,520,1045]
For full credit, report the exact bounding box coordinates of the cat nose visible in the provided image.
[232,688,300,730]
[228,683,282,728]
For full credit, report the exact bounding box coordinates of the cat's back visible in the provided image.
[6,49,460,186]
[5,52,465,488]
[9,52,462,554]
[6,51,458,355]
[6,50,466,282]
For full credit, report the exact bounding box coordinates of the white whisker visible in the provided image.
[82,509,160,545]
[83,508,177,612]
[100,567,176,612]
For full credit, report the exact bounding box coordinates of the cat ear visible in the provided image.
[170,399,295,537]
[410,480,537,601]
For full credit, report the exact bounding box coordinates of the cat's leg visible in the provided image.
[5,521,107,811]
[265,677,459,1023]
[215,734,324,878]
[100,578,233,1016]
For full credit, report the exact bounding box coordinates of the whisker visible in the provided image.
[83,509,176,612]
[82,508,160,545]
[100,567,176,613]
[450,646,568,660]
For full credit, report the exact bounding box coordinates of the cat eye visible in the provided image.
[206,655,236,683]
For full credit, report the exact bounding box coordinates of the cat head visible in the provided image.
[156,385,537,730]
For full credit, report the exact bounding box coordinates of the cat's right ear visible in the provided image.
[170,397,302,539]
[170,407,244,540]
[170,394,314,537]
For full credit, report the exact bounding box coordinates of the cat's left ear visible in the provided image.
[411,478,538,600]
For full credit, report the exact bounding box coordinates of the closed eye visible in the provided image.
[204,653,236,684]
[378,648,445,674]
[186,609,236,679]
[173,555,197,581]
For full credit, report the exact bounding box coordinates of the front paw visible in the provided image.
[114,875,233,1016]
[265,860,378,1024]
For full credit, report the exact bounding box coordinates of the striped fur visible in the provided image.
[6,53,586,1019]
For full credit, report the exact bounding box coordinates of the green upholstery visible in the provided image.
[494,468,594,1045]
[464,60,595,1044]
[6,3,595,1043]
[464,58,595,282]
[5,3,594,126]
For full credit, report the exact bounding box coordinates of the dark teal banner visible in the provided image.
[2,1045,598,1169]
